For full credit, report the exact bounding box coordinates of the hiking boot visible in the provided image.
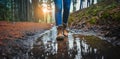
[63,24,69,37]
[63,29,69,37]
[56,26,64,40]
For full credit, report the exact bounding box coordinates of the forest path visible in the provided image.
[0,22,120,59]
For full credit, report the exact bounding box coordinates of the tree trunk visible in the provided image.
[80,0,83,9]
[87,0,90,7]
[73,0,77,12]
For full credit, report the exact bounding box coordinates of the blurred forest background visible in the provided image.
[0,0,101,23]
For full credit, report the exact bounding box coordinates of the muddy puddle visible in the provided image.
[0,27,120,59]
[28,27,120,59]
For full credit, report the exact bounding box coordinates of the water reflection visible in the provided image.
[28,26,120,59]
[74,38,82,59]
[68,33,74,50]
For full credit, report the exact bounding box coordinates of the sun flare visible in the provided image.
[42,3,49,13]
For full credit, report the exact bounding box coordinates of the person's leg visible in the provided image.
[54,0,64,39]
[63,0,71,25]
[54,0,62,26]
[63,0,71,36]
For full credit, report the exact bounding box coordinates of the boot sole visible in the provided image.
[56,36,64,41]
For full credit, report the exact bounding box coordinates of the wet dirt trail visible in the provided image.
[0,26,120,59]
[28,27,120,59]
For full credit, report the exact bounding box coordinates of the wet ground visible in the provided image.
[0,27,120,59]
[29,27,120,59]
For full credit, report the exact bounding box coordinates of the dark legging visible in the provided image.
[54,0,71,26]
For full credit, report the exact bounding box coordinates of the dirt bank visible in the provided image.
[69,0,120,46]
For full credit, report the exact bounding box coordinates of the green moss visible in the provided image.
[111,12,120,21]
[105,2,117,10]
[86,5,103,16]
[92,6,102,16]
[83,35,112,50]
[101,11,110,19]
[89,17,96,24]
[78,13,83,19]
[86,7,94,15]
[68,16,75,24]
[69,0,120,26]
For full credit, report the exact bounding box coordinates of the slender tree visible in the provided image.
[0,3,6,20]
[97,0,101,3]
[91,0,94,5]
[72,0,77,12]
[47,0,53,23]
[80,0,84,10]
[87,0,90,7]
[32,0,40,22]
